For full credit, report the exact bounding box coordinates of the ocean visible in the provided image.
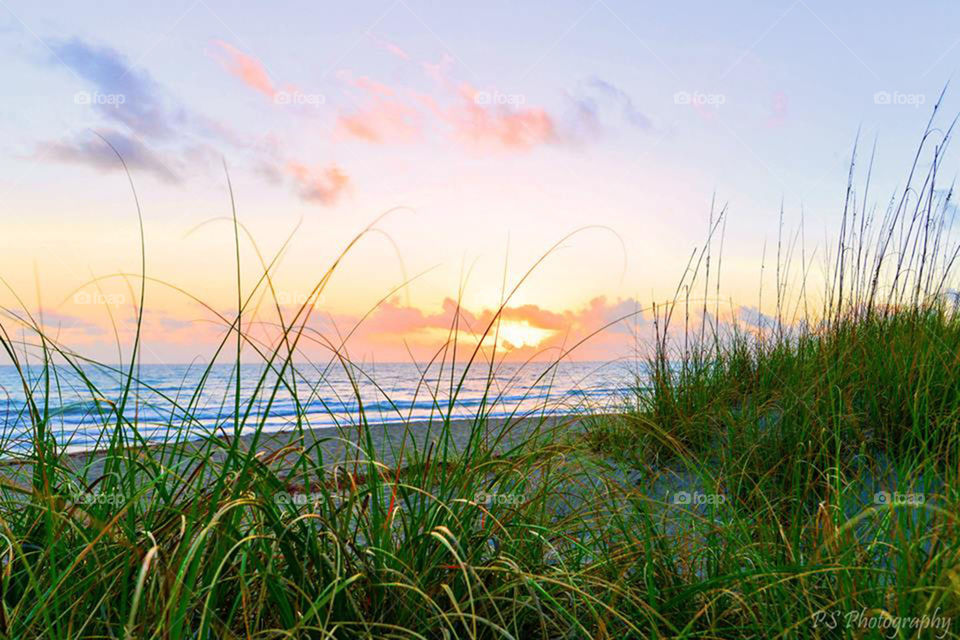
[0,360,638,452]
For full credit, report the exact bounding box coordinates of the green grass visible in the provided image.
[1,111,960,638]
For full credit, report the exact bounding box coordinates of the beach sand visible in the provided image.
[0,414,583,487]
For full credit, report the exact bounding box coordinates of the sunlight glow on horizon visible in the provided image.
[2,1,960,363]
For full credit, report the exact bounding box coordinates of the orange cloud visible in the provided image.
[286,162,350,205]
[24,290,682,364]
[331,296,645,361]
[211,40,277,98]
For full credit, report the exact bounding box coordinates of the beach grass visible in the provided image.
[1,110,960,638]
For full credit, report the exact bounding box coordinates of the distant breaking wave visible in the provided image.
[0,361,637,452]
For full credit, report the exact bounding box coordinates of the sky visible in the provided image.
[2,1,960,364]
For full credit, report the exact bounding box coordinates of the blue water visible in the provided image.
[0,361,638,452]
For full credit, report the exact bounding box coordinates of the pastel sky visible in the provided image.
[2,1,959,364]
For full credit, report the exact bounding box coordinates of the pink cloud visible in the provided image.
[335,71,422,143]
[443,84,557,151]
[422,53,455,85]
[211,40,277,98]
[337,101,421,143]
[337,71,396,97]
[333,71,558,151]
[385,42,410,60]
[369,35,410,61]
[286,162,350,205]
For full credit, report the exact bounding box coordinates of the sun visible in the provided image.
[492,320,554,350]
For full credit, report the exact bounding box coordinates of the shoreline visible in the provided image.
[0,413,588,484]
